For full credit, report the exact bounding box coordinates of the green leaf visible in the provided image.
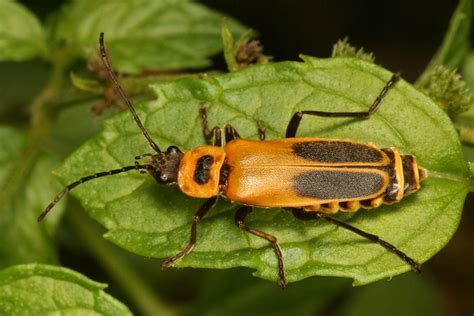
[0,0,47,61]
[417,0,472,84]
[53,0,246,73]
[191,270,349,316]
[340,273,442,316]
[0,263,132,315]
[56,57,469,286]
[0,126,65,268]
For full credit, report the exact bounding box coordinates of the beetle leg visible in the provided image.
[234,206,288,289]
[257,120,266,141]
[291,208,422,273]
[286,73,400,137]
[199,104,222,146]
[225,124,241,142]
[161,196,218,270]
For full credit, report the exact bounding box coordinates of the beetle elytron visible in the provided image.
[39,33,426,288]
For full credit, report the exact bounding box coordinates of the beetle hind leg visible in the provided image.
[286,73,400,137]
[161,196,218,270]
[234,206,288,289]
[291,208,421,273]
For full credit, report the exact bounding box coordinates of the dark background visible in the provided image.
[14,0,474,314]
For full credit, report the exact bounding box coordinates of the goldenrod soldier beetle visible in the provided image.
[39,32,426,289]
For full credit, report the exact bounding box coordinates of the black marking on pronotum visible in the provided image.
[294,170,385,200]
[194,155,214,184]
[292,141,385,164]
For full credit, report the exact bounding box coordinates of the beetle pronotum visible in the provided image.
[39,33,426,289]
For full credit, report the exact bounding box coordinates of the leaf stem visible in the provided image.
[66,206,177,316]
[0,61,66,215]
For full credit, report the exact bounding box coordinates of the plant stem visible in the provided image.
[66,207,177,316]
[0,62,66,214]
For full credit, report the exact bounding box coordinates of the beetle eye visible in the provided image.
[167,146,180,154]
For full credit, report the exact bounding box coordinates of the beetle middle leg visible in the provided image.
[291,208,422,273]
[257,120,266,140]
[161,196,218,270]
[225,120,265,141]
[234,206,288,288]
[199,103,222,146]
[286,73,400,137]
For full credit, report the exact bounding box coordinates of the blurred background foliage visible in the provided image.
[0,0,473,315]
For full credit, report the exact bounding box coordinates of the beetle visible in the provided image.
[39,33,426,289]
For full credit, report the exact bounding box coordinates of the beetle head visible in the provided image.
[147,146,183,184]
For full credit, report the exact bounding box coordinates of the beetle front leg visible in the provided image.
[286,73,400,137]
[199,104,222,146]
[234,206,288,289]
[161,196,218,270]
[291,208,421,273]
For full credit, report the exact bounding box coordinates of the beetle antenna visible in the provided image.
[99,32,161,153]
[37,164,152,222]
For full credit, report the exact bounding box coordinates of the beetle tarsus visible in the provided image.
[161,244,194,270]
[291,208,421,274]
[161,197,218,270]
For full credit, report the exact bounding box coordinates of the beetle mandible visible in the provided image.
[39,33,426,288]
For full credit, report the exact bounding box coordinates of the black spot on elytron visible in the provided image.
[194,155,214,185]
[294,169,385,200]
[293,141,385,163]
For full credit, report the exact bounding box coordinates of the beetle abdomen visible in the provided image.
[222,139,425,213]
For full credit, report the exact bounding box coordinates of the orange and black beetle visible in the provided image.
[39,33,426,288]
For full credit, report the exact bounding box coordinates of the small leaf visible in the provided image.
[53,0,246,73]
[0,0,47,61]
[0,263,132,315]
[332,37,375,63]
[56,57,469,285]
[221,20,266,71]
[221,19,238,72]
[70,71,103,94]
[0,126,65,268]
[417,0,472,84]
